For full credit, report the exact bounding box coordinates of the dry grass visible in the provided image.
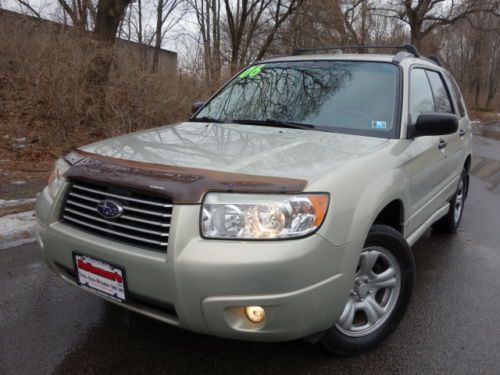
[0,24,222,200]
[0,23,218,162]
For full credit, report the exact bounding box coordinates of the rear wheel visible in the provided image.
[432,170,468,233]
[320,225,415,356]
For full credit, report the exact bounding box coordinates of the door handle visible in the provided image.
[459,129,466,137]
[438,139,448,149]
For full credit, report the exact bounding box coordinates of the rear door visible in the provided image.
[406,68,449,235]
[444,71,470,177]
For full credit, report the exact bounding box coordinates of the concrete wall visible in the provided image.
[0,9,177,75]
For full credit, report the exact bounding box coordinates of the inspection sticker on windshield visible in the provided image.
[372,121,387,129]
[74,253,126,302]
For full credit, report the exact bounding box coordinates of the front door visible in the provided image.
[406,68,449,235]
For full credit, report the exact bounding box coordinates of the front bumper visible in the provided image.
[36,185,363,342]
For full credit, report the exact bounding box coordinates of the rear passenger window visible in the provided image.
[409,69,435,124]
[426,71,453,114]
[445,73,466,118]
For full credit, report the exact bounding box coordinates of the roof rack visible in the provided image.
[289,44,446,67]
[427,55,442,66]
[292,44,420,58]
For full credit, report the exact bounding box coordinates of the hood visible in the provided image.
[80,122,389,183]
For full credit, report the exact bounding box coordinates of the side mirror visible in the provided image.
[414,113,458,137]
[192,101,205,115]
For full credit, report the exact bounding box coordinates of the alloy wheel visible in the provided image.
[335,247,401,337]
[454,179,464,223]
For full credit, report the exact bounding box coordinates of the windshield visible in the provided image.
[193,61,400,138]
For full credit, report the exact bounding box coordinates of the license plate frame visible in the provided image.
[73,252,128,303]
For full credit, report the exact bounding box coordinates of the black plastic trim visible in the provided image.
[292,44,420,57]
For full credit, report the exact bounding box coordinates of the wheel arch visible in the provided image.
[372,199,405,234]
[334,167,409,247]
[464,154,472,173]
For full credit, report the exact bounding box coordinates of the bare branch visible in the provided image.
[16,0,42,18]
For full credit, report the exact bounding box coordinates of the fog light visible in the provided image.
[244,306,266,323]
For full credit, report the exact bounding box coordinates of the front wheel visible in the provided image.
[320,225,415,356]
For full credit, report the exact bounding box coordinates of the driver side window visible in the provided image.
[409,68,435,124]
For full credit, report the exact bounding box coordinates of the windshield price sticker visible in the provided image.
[239,65,266,79]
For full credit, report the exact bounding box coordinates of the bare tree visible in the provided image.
[190,0,223,80]
[94,0,131,43]
[485,32,500,108]
[88,0,132,86]
[467,9,500,109]
[56,0,97,30]
[15,0,42,18]
[152,0,187,72]
[280,0,392,54]
[335,0,374,48]
[254,0,304,59]
[439,2,500,109]
[223,0,303,74]
[375,0,496,50]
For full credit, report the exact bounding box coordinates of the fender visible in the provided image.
[313,141,409,247]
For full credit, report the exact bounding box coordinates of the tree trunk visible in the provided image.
[224,0,249,75]
[152,0,164,73]
[410,23,422,50]
[94,0,131,44]
[485,92,493,110]
[89,0,132,86]
[474,79,481,109]
[211,0,221,81]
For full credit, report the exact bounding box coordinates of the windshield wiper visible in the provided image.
[190,116,225,123]
[230,118,315,130]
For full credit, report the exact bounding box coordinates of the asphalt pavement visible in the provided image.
[1,127,499,375]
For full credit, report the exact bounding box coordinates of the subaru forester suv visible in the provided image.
[36,45,472,355]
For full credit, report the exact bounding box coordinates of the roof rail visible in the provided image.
[292,44,420,58]
[427,55,442,66]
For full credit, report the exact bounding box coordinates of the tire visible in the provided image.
[320,225,415,356]
[432,170,468,233]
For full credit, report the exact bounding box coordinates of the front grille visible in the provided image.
[61,181,172,252]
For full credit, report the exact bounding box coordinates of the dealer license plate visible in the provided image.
[74,253,126,302]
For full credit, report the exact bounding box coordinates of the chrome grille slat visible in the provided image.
[69,192,99,203]
[66,199,97,211]
[68,193,171,217]
[66,200,171,227]
[63,216,169,246]
[120,214,171,227]
[121,205,172,218]
[61,181,173,252]
[64,208,169,236]
[73,184,173,208]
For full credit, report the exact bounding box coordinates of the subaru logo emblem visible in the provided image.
[96,199,123,219]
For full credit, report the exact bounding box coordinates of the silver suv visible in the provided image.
[36,45,472,355]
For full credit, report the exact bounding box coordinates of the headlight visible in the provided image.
[47,158,70,198]
[201,193,329,239]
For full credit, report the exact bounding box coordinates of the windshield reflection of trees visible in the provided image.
[204,63,353,123]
